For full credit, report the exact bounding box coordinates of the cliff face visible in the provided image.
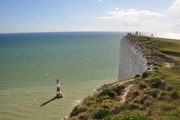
[118,37,147,80]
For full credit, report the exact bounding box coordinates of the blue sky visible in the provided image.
[0,0,180,36]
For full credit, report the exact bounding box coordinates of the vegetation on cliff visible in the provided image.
[67,35,180,120]
[125,35,180,64]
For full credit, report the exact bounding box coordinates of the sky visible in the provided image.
[0,0,180,37]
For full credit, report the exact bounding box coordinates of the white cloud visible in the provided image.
[97,0,103,2]
[113,7,119,10]
[97,1,180,37]
[98,9,163,30]
[167,0,180,16]
[172,19,180,26]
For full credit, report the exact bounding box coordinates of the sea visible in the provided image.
[0,32,125,120]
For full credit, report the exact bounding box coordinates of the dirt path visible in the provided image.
[119,84,134,103]
[164,62,173,68]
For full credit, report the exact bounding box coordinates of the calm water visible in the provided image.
[0,32,124,120]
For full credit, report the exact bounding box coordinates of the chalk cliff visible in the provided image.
[118,37,147,80]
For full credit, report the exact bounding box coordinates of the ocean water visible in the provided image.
[0,32,124,120]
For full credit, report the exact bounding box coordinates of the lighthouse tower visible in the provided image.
[56,78,63,98]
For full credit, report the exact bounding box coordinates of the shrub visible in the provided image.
[140,95,149,104]
[144,99,154,107]
[128,103,140,110]
[108,92,116,98]
[150,79,164,88]
[150,89,160,98]
[135,74,141,78]
[171,90,179,99]
[92,109,111,119]
[112,105,127,114]
[113,113,152,120]
[142,72,151,78]
[113,85,125,95]
[70,105,87,117]
[167,86,173,91]
[99,89,116,98]
[139,84,147,90]
[70,106,78,117]
[99,89,111,96]
[133,91,140,97]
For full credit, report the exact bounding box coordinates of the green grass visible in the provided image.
[125,35,180,61]
[92,109,112,119]
[113,114,152,120]
[152,37,180,52]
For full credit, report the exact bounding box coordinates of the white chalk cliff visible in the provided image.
[118,37,147,80]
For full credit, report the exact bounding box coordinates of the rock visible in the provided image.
[63,116,69,120]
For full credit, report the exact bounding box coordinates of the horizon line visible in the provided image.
[0,30,129,34]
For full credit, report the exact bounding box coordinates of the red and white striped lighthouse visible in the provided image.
[56,78,63,98]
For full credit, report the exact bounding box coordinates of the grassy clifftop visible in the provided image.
[67,35,180,120]
[125,35,180,62]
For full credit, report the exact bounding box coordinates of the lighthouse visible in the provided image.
[56,78,63,98]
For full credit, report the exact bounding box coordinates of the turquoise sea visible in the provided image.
[0,32,124,120]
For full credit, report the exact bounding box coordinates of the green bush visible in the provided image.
[99,89,116,98]
[113,85,125,95]
[171,90,179,99]
[128,103,141,110]
[112,105,127,114]
[150,89,160,98]
[142,72,151,78]
[135,74,141,78]
[99,89,111,96]
[92,109,111,119]
[113,113,151,120]
[151,79,164,88]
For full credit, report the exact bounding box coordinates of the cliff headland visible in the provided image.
[65,35,180,120]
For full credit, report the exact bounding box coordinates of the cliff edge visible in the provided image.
[65,35,180,120]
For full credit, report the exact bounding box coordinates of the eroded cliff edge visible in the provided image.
[65,35,180,120]
[119,34,180,80]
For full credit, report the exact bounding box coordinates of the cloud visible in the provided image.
[98,9,163,29]
[97,1,180,36]
[97,0,103,2]
[172,20,180,27]
[167,0,180,16]
[113,7,119,10]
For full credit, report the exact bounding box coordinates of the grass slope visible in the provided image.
[68,35,180,120]
[125,35,180,61]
